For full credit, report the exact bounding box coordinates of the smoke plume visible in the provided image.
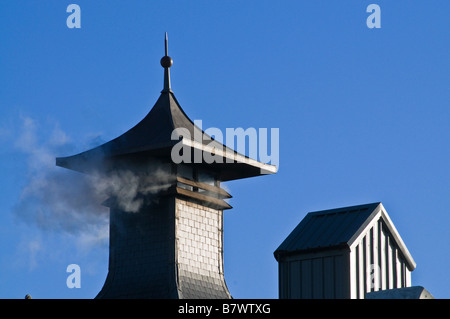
[12,116,173,245]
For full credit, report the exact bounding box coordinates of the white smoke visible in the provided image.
[88,165,174,213]
[12,116,109,240]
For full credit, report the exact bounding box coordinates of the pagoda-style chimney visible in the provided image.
[56,33,276,298]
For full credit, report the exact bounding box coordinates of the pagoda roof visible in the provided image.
[56,34,277,181]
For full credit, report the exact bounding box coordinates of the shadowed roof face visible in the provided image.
[71,92,204,158]
[275,203,381,254]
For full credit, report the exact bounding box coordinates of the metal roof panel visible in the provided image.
[274,203,381,255]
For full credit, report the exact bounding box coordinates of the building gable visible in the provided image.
[274,202,416,299]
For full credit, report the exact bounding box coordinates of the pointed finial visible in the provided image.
[165,32,168,56]
[161,32,173,92]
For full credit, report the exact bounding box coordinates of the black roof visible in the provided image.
[274,202,416,271]
[274,203,381,257]
[56,35,276,181]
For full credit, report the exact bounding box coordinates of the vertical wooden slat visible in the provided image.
[341,252,351,298]
[406,268,412,287]
[323,256,335,299]
[334,255,345,298]
[392,244,398,288]
[368,228,374,292]
[372,221,379,291]
[278,262,284,298]
[280,261,290,299]
[379,222,387,290]
[349,250,357,299]
[289,261,301,298]
[404,263,408,287]
[395,252,402,288]
[312,258,323,298]
[355,246,360,299]
[358,241,364,298]
[301,260,312,298]
[365,234,371,294]
[387,236,394,289]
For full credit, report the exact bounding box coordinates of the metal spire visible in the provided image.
[161,32,173,93]
[165,32,168,56]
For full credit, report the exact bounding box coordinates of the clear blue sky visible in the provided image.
[1,1,449,299]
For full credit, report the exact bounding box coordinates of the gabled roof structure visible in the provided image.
[274,202,417,299]
[274,202,416,271]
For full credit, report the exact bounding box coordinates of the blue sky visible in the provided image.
[1,1,449,299]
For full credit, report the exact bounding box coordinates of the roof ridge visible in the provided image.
[308,202,381,216]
